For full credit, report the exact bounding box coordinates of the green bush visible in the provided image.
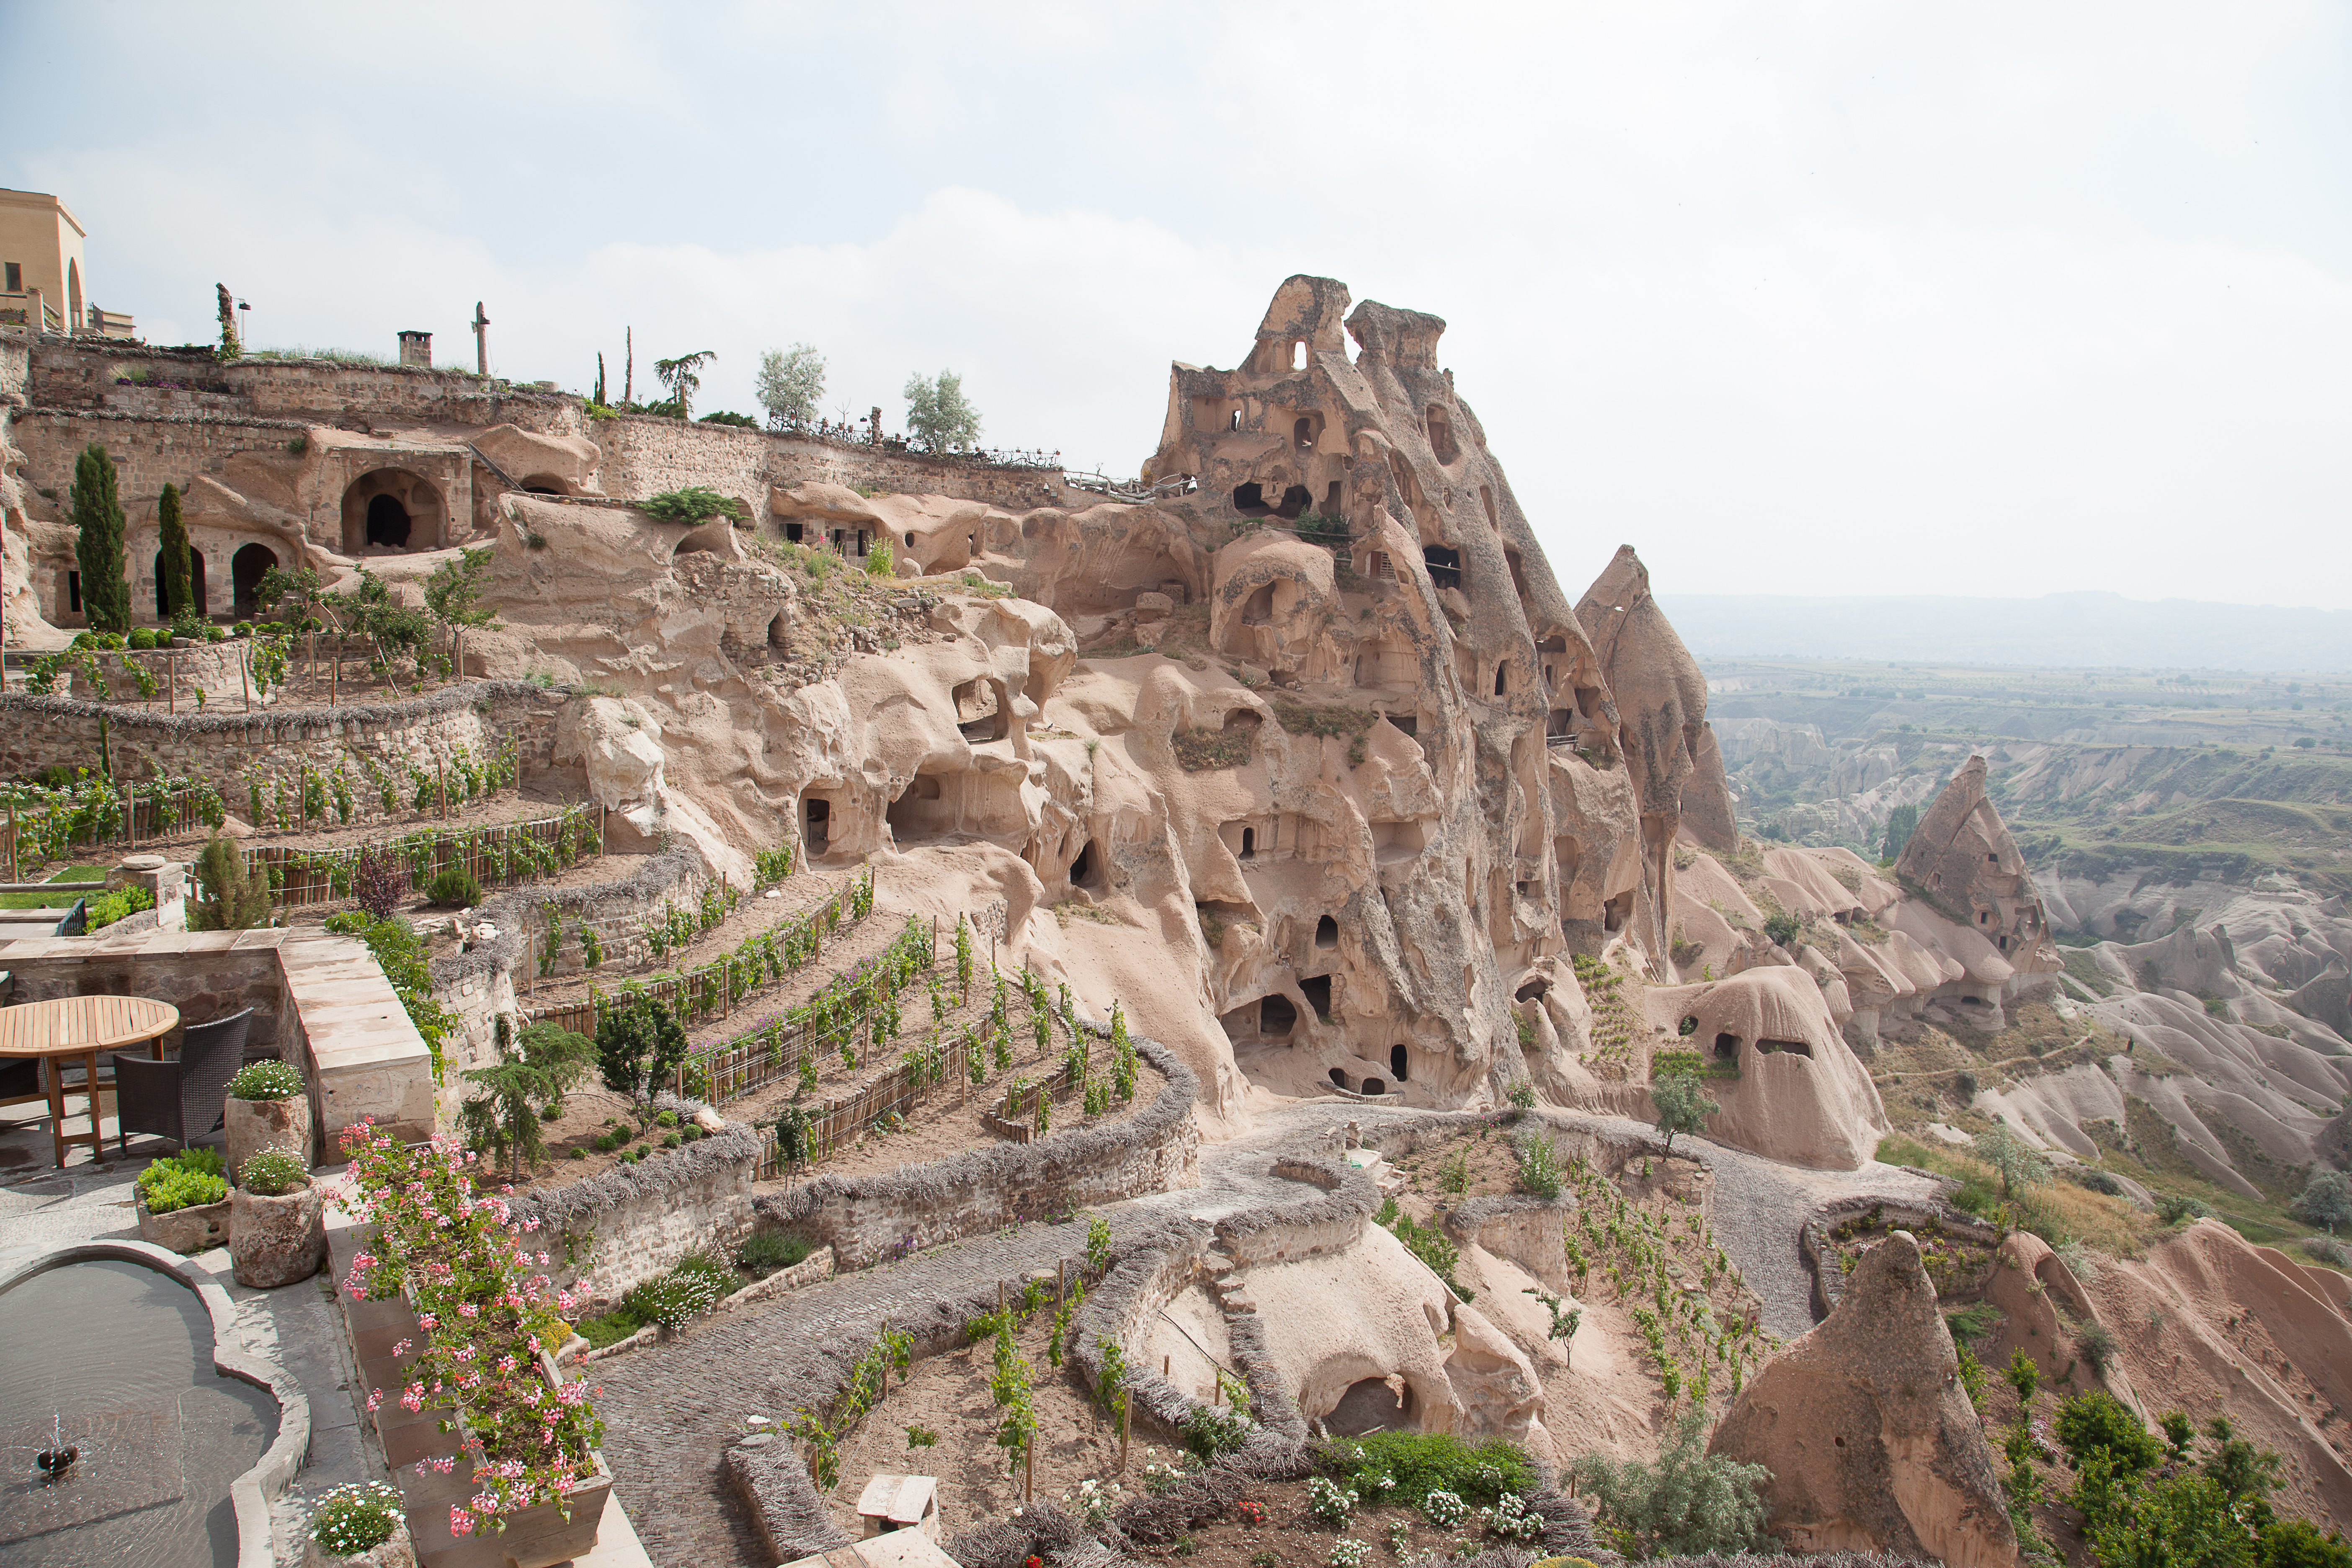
[2056,1390,2164,1475]
[138,1148,229,1213]
[127,627,157,650]
[309,1480,405,1557]
[228,1058,304,1100]
[596,996,689,1100]
[193,832,272,931]
[1324,1432,1533,1510]
[85,883,155,929]
[1569,1412,1776,1559]
[425,865,482,907]
[238,1148,309,1195]
[737,1230,812,1278]
[2159,1193,2215,1225]
[1516,1131,1563,1201]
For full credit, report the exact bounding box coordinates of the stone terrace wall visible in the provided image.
[506,1125,765,1307]
[10,407,306,504]
[590,415,1070,514]
[0,681,568,826]
[760,1036,1200,1268]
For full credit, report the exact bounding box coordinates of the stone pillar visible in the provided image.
[111,853,189,930]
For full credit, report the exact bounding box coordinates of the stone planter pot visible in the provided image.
[305,1517,415,1568]
[137,1194,232,1253]
[230,1179,327,1287]
[226,1091,311,1181]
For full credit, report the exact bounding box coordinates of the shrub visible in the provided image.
[2292,1170,2352,1233]
[1326,1432,1533,1510]
[127,626,157,650]
[1308,1475,1357,1524]
[229,1058,304,1101]
[85,883,155,929]
[640,487,748,526]
[238,1148,309,1195]
[1651,1069,1718,1155]
[737,1230,812,1277]
[2077,1319,2120,1375]
[309,1480,405,1557]
[1516,1131,1563,1200]
[193,832,272,930]
[425,865,482,907]
[622,1261,728,1328]
[903,369,982,453]
[1973,1120,2051,1200]
[1945,1302,2003,1344]
[2056,1390,2164,1475]
[1761,909,1802,947]
[2159,1193,2215,1225]
[353,847,407,919]
[1568,1412,1775,1559]
[1180,1403,1251,1460]
[137,1147,228,1213]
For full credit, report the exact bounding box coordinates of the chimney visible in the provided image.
[397,330,432,368]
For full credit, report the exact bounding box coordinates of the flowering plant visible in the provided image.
[339,1120,604,1539]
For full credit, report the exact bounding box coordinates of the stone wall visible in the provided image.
[589,414,1069,514]
[0,681,568,827]
[21,640,265,706]
[1802,1192,1998,1320]
[505,1125,765,1308]
[10,407,304,511]
[760,1036,1201,1268]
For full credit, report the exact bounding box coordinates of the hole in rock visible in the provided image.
[1323,480,1341,512]
[1514,978,1548,1003]
[1315,916,1338,949]
[1292,340,1307,370]
[366,493,411,548]
[1326,1377,1410,1436]
[154,547,208,619]
[1422,545,1460,591]
[905,531,916,547]
[1494,664,1507,697]
[1756,1038,1813,1058]
[231,543,278,619]
[1232,482,1268,515]
[1329,1067,1351,1089]
[784,522,804,543]
[1362,1078,1385,1096]
[1240,827,1256,860]
[1276,484,1311,520]
[1240,584,1276,626]
[1547,709,1576,740]
[1714,1032,1739,1060]
[1260,995,1297,1037]
[1425,406,1460,464]
[1390,1044,1408,1081]
[1603,891,1632,934]
[803,795,832,853]
[1294,418,1314,451]
[1070,839,1104,889]
[1299,975,1332,1022]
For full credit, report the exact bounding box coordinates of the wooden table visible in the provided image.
[0,996,181,1168]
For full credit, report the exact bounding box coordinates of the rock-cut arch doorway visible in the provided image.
[230,544,278,620]
[340,469,444,553]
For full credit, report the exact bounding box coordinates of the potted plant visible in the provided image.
[231,1148,327,1287]
[226,1057,310,1176]
[305,1480,415,1568]
[135,1147,232,1253]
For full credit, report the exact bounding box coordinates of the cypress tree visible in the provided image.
[157,481,192,619]
[71,443,130,633]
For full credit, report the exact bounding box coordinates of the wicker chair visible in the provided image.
[112,1006,253,1153]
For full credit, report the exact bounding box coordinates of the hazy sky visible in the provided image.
[6,3,2348,609]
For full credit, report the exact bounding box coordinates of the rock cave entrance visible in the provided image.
[885,774,947,843]
[767,612,789,648]
[1493,664,1507,697]
[1259,995,1297,1038]
[1232,482,1269,516]
[154,548,207,620]
[1240,584,1276,626]
[1328,1067,1351,1089]
[1603,890,1632,934]
[784,522,805,543]
[1756,1038,1813,1058]
[802,794,835,856]
[1547,708,1577,741]
[1714,1032,1740,1061]
[1371,819,1424,865]
[1422,545,1460,591]
[1069,839,1104,890]
[1514,977,1548,1003]
[1326,1377,1412,1436]
[230,543,278,620]
[1389,1044,1409,1082]
[1299,975,1332,1022]
[1275,484,1311,520]
[953,679,1010,742]
[1240,826,1257,860]
[1362,1077,1385,1095]
[366,494,411,548]
[519,474,572,496]
[1315,916,1338,949]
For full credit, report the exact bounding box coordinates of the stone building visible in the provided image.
[0,188,133,339]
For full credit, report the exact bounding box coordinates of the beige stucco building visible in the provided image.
[0,188,134,338]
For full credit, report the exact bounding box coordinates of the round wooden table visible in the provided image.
[0,996,180,1168]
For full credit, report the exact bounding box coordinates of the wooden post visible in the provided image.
[168,647,176,713]
[1119,1397,1130,1474]
[998,1281,1005,1318]
[1163,1354,1171,1377]
[1057,1259,1066,1305]
[437,759,447,820]
[1024,1433,1034,1503]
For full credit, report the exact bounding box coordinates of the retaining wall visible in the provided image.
[504,1125,766,1308]
[0,682,568,828]
[1801,1192,2000,1320]
[759,1035,1200,1268]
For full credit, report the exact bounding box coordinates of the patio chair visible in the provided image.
[112,1006,253,1153]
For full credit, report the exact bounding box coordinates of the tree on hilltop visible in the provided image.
[757,344,826,428]
[903,369,981,454]
[653,350,716,420]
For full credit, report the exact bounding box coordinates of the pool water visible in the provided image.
[0,1258,277,1568]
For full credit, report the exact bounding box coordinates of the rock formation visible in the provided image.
[1709,1230,2018,1567]
[1893,756,2064,1020]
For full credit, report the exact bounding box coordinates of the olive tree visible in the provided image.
[756,343,826,428]
[1652,1068,1718,1155]
[903,369,981,453]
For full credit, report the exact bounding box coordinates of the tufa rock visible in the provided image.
[1709,1230,2017,1567]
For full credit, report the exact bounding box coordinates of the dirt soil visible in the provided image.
[823,1300,1124,1535]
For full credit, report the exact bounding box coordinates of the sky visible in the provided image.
[5,3,2349,609]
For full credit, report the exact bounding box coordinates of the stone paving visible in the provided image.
[0,1118,382,1568]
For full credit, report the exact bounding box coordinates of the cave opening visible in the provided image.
[1389,1044,1408,1081]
